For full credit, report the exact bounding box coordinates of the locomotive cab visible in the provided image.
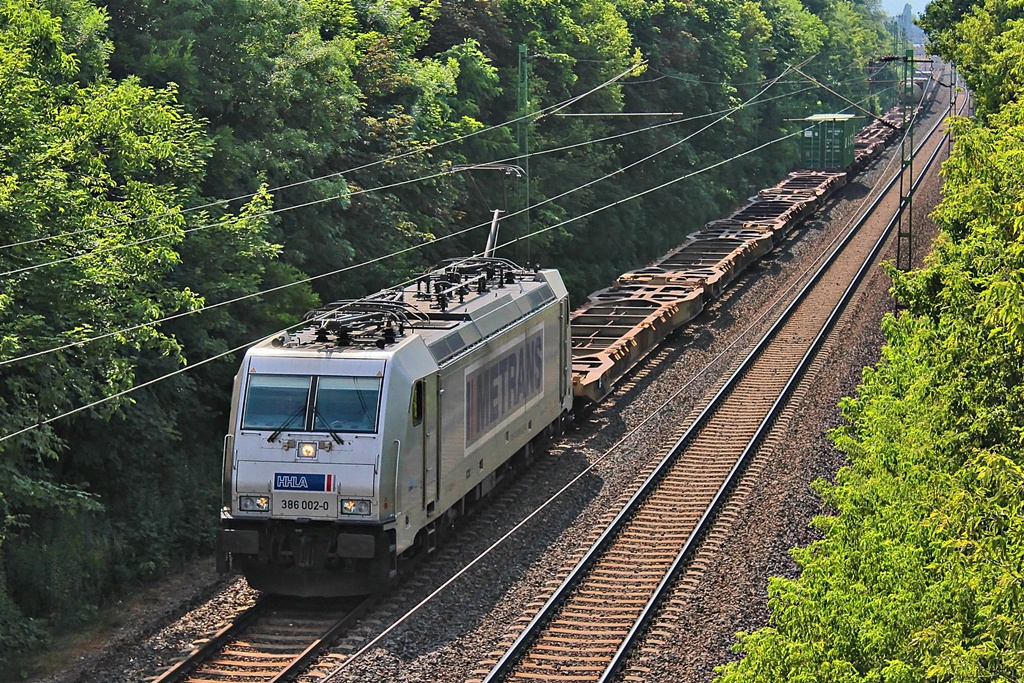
[219,334,443,595]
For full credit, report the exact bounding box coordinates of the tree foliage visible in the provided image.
[105,0,482,298]
[0,0,306,658]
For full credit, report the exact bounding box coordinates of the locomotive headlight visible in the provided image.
[340,499,371,515]
[298,442,317,459]
[238,495,270,512]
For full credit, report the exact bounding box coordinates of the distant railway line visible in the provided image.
[468,70,958,683]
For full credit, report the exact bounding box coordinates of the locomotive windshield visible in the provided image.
[313,377,380,433]
[241,375,311,430]
[240,374,381,433]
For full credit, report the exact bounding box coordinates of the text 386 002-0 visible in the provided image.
[280,499,329,512]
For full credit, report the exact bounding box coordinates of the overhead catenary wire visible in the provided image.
[0,61,648,255]
[0,77,813,371]
[556,79,846,115]
[554,76,864,117]
[0,85,821,280]
[787,62,894,125]
[498,129,804,257]
[648,59,872,86]
[6,51,881,263]
[0,122,805,446]
[2,57,841,261]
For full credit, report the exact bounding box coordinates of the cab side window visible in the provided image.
[412,380,424,426]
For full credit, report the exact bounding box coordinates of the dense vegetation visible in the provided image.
[0,0,890,666]
[717,1,1024,680]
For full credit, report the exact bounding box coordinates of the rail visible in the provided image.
[150,594,376,683]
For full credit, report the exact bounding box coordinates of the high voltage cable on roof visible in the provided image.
[0,71,806,371]
[0,83,817,279]
[0,61,648,254]
[0,125,804,447]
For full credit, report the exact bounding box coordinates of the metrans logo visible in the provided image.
[465,326,544,447]
[274,473,333,491]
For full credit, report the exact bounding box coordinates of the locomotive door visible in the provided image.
[421,374,439,512]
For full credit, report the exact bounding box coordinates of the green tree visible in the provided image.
[0,0,304,660]
[105,0,487,299]
[918,0,983,61]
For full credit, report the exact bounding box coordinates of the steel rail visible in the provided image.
[151,599,268,683]
[150,594,376,683]
[482,79,960,683]
[266,594,377,682]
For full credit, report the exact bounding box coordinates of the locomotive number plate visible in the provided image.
[275,493,335,518]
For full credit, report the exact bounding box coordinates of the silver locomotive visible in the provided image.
[217,258,573,596]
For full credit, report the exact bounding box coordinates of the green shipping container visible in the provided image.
[800,113,856,169]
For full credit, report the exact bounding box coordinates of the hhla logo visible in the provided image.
[277,474,309,489]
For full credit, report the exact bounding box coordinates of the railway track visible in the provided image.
[147,76,957,683]
[471,79,958,683]
[149,595,374,683]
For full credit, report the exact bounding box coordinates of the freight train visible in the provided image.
[572,108,908,402]
[217,103,915,597]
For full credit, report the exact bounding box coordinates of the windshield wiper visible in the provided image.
[267,406,306,443]
[312,405,344,445]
